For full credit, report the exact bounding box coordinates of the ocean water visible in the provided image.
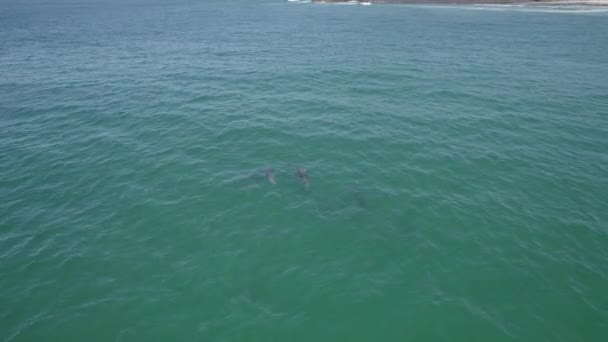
[1,0,607,340]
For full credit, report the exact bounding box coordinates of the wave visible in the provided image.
[447,3,608,14]
[291,1,607,13]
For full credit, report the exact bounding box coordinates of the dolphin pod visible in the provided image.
[251,165,368,209]
[256,165,309,190]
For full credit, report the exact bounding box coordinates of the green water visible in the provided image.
[1,0,607,340]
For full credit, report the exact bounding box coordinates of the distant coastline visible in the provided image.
[311,0,608,5]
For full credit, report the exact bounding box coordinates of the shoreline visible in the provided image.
[310,0,608,5]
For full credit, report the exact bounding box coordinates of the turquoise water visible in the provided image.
[2,0,608,340]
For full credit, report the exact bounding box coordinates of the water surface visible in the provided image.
[1,1,607,341]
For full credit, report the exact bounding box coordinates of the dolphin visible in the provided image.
[352,191,367,208]
[295,166,310,191]
[264,168,276,184]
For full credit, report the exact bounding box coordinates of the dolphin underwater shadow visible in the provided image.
[315,186,371,218]
[351,190,368,209]
[235,166,278,190]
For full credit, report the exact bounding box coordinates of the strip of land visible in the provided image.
[312,0,608,5]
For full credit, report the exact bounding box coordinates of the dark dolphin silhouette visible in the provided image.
[294,166,310,191]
